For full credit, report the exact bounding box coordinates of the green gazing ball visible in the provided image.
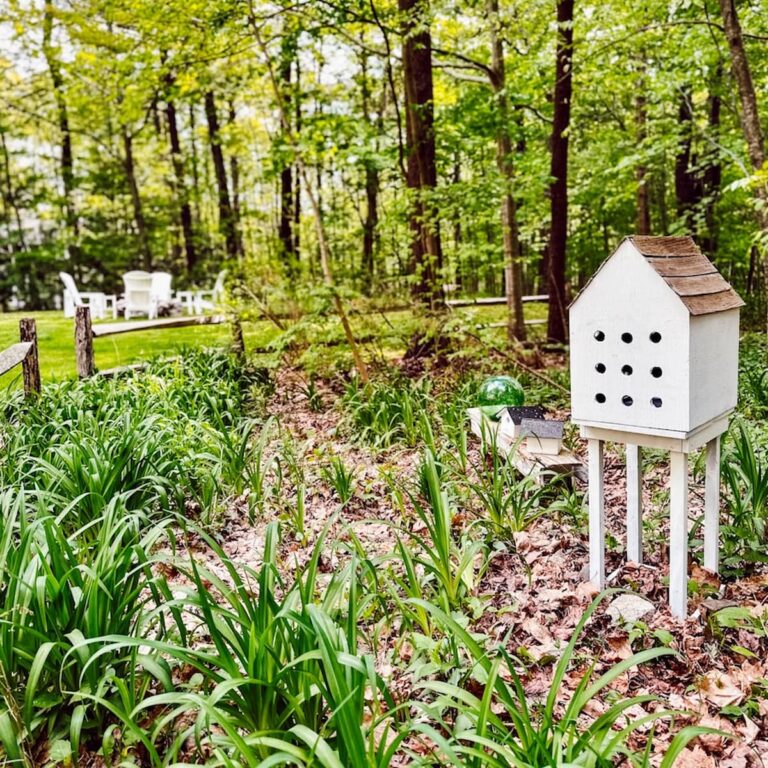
[477,375,525,416]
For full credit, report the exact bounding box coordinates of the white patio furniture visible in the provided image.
[193,270,227,314]
[151,271,173,308]
[59,271,117,320]
[123,270,155,319]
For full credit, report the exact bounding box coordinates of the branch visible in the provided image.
[432,46,495,81]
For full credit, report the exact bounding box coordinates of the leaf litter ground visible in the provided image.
[165,357,768,767]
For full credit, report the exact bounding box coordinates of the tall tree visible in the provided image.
[675,87,700,230]
[700,74,722,258]
[488,0,525,341]
[204,90,240,261]
[228,99,244,259]
[546,0,574,343]
[122,129,152,270]
[42,0,81,270]
[718,0,767,313]
[278,28,299,269]
[164,73,197,273]
[634,63,651,235]
[400,0,443,307]
[360,47,383,294]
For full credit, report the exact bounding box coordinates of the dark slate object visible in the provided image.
[519,417,565,439]
[504,405,546,425]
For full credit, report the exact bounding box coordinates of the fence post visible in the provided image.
[19,317,41,396]
[231,314,246,362]
[75,306,94,378]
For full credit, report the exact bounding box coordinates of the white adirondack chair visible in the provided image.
[150,272,173,307]
[123,270,155,319]
[59,271,117,320]
[193,270,227,314]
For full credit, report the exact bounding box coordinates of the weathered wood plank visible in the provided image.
[0,342,32,377]
[447,294,549,307]
[19,318,41,396]
[644,255,716,277]
[665,273,734,296]
[92,314,226,338]
[75,306,94,379]
[682,290,745,315]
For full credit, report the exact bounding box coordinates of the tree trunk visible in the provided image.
[122,130,152,270]
[189,104,202,225]
[400,0,443,308]
[675,87,700,230]
[718,0,767,316]
[635,65,651,235]
[362,163,379,292]
[164,78,197,273]
[546,0,574,344]
[360,49,381,294]
[489,0,526,341]
[0,132,26,252]
[204,90,239,260]
[701,74,722,258]
[278,32,299,269]
[42,0,81,270]
[228,100,244,259]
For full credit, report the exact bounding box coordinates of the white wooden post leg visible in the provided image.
[704,436,721,573]
[588,439,605,588]
[626,443,642,563]
[669,451,689,619]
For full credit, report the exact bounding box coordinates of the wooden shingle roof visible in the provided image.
[629,236,744,315]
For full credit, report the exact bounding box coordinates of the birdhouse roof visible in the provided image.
[572,236,745,316]
[520,418,565,439]
[503,405,547,425]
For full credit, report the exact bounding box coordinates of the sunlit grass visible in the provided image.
[0,302,548,386]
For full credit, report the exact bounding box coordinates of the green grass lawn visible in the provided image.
[0,311,278,386]
[0,301,549,387]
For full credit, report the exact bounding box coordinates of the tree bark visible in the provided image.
[675,87,700,230]
[228,100,244,259]
[701,74,722,258]
[635,65,651,235]
[122,130,152,270]
[718,0,767,315]
[489,0,526,341]
[278,31,298,268]
[204,90,239,260]
[0,131,26,252]
[360,48,381,294]
[164,76,197,273]
[546,0,574,344]
[400,0,443,308]
[42,0,81,270]
[189,103,202,225]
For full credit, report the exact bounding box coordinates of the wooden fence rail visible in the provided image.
[446,294,549,308]
[0,318,41,397]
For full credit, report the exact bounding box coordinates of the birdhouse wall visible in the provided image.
[688,309,740,429]
[570,241,692,434]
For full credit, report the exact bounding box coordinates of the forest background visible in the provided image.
[0,0,766,344]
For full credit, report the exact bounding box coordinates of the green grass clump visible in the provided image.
[0,343,715,766]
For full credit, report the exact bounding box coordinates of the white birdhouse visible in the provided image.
[569,236,744,619]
